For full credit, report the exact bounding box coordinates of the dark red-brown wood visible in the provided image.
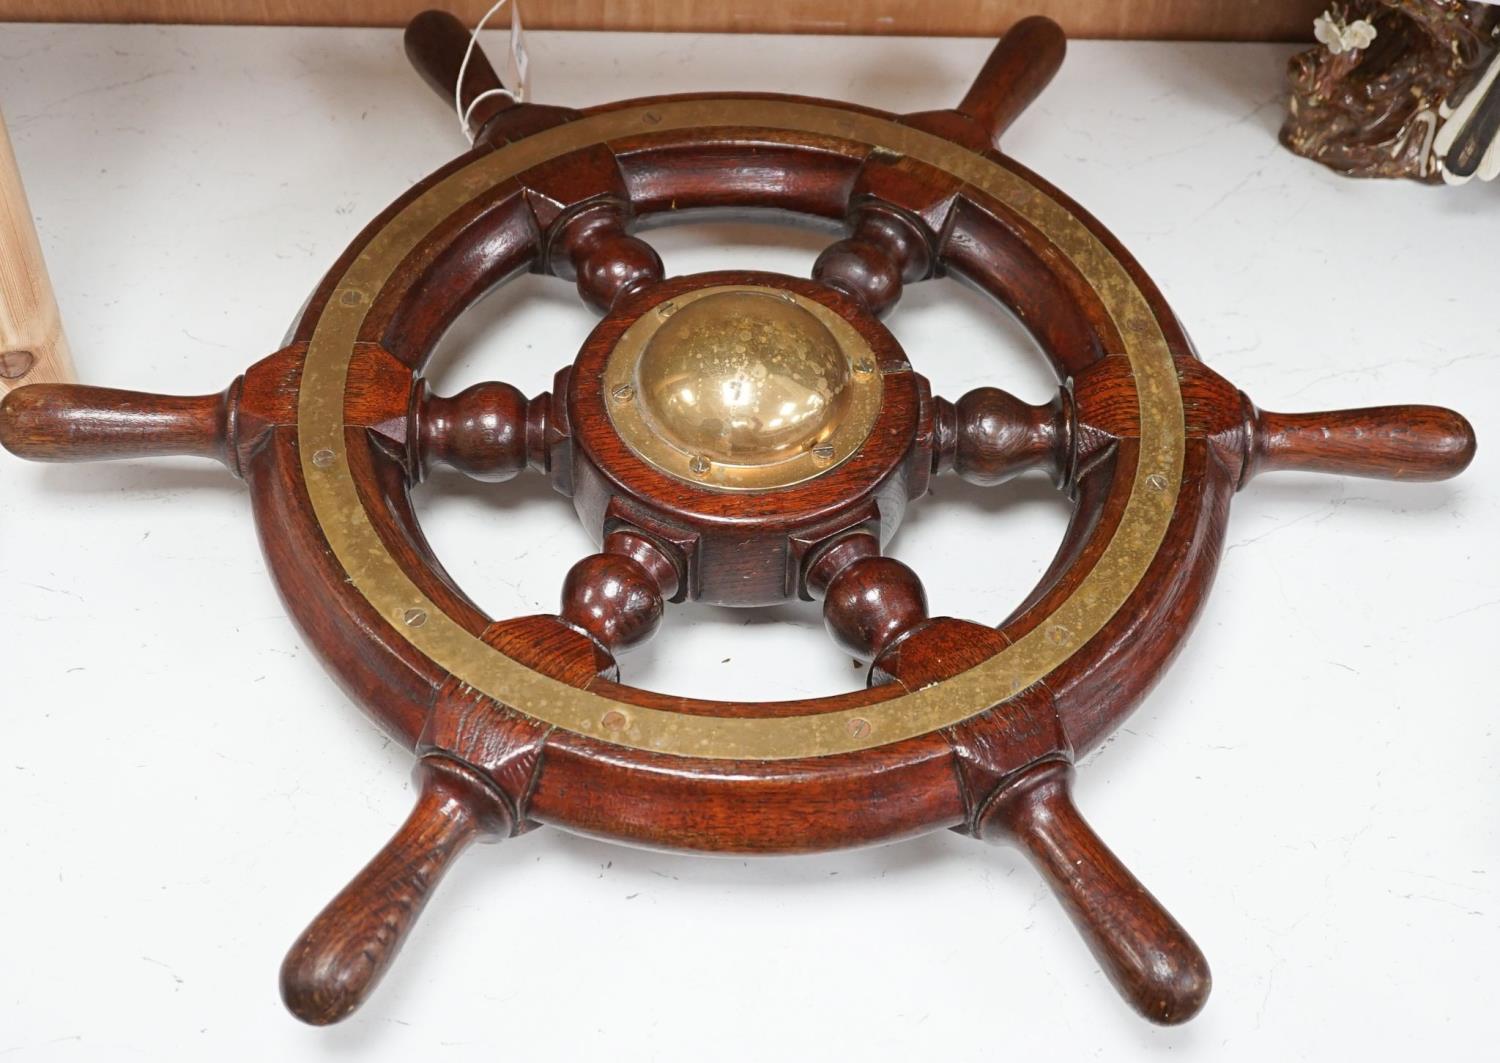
[0,8,1479,1030]
[977,760,1211,1025]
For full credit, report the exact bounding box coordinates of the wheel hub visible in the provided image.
[601,282,884,491]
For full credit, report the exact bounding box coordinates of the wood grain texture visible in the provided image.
[279,756,512,1025]
[1241,401,1477,484]
[977,760,1211,1025]
[0,382,238,469]
[0,110,74,393]
[0,15,1480,1029]
[0,0,1327,41]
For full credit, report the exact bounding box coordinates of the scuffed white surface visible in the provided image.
[0,24,1495,1061]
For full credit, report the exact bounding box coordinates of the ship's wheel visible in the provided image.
[0,10,1476,1027]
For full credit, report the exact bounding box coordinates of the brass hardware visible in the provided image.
[602,285,883,492]
[296,98,1184,762]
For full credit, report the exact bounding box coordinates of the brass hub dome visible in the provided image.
[601,284,884,491]
[636,290,849,464]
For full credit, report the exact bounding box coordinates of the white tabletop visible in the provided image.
[1,22,1495,1062]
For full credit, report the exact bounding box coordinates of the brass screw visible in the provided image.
[658,301,677,318]
[602,709,628,732]
[1146,472,1169,491]
[611,383,635,404]
[311,448,336,469]
[811,442,836,464]
[688,455,712,476]
[402,607,428,628]
[339,289,364,307]
[853,358,875,376]
[642,112,661,125]
[847,717,872,739]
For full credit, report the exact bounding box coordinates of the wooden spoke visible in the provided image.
[547,201,665,314]
[559,528,680,657]
[280,755,512,1025]
[806,532,929,662]
[3,8,1481,1029]
[956,16,1068,149]
[403,9,519,142]
[1238,397,1476,486]
[934,385,1071,487]
[0,381,241,474]
[812,201,933,317]
[416,378,553,483]
[976,760,1211,1025]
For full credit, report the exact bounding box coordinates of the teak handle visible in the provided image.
[280,757,511,1025]
[1243,402,1476,485]
[958,16,1067,147]
[979,760,1211,1025]
[0,382,238,469]
[404,8,516,139]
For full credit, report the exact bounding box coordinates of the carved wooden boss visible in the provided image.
[0,12,1478,1027]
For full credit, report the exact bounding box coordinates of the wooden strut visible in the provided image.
[0,109,75,393]
[0,8,1480,1030]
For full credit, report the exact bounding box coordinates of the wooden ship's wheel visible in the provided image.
[0,11,1477,1027]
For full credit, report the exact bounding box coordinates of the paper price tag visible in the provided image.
[507,0,531,103]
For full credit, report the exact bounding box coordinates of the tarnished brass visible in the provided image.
[602,285,883,491]
[296,97,1186,761]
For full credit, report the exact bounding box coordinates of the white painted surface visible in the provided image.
[0,24,1495,1062]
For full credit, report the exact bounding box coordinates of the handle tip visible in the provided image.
[276,758,509,1025]
[979,760,1212,1025]
[0,385,29,456]
[1136,950,1212,1025]
[403,8,464,49]
[279,945,367,1026]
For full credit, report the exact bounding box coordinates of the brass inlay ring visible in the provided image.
[601,284,884,492]
[296,98,1185,761]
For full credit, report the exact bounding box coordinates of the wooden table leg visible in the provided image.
[0,108,75,394]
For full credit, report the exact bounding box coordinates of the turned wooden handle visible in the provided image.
[958,16,1067,147]
[0,109,75,392]
[979,760,1211,1025]
[1243,402,1476,485]
[0,382,238,469]
[404,9,515,139]
[280,757,511,1025]
[935,386,1069,486]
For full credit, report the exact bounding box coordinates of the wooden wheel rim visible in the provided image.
[289,96,1188,762]
[2,16,1472,1024]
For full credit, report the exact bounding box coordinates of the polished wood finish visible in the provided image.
[935,385,1070,486]
[559,529,674,653]
[417,380,535,481]
[0,111,75,393]
[977,760,1211,1025]
[565,270,923,608]
[0,382,240,470]
[807,532,929,660]
[812,202,933,317]
[280,756,512,1025]
[957,15,1069,147]
[548,200,665,313]
[1241,400,1477,485]
[0,10,1479,1029]
[402,8,517,142]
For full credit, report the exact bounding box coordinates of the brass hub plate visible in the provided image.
[295,98,1185,761]
[601,284,884,492]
